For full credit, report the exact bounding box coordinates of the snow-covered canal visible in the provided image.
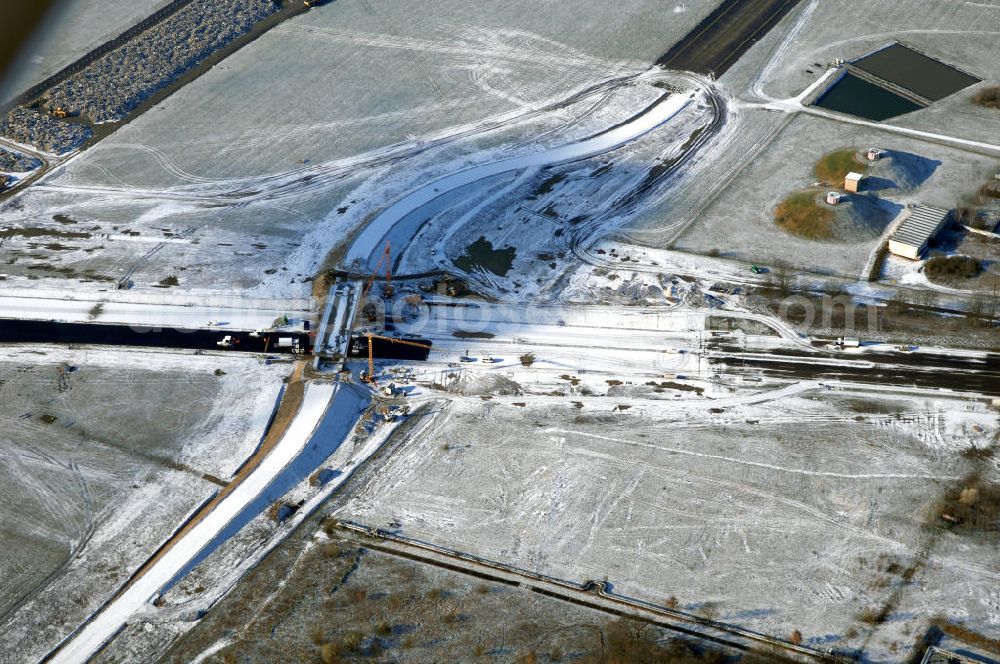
[47,382,369,664]
[345,75,708,269]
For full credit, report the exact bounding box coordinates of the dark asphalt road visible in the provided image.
[0,318,311,354]
[656,0,805,77]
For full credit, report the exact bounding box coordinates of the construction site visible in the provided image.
[0,1,997,663]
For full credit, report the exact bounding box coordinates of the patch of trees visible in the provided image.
[924,255,981,279]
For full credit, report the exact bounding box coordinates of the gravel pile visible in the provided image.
[0,146,42,172]
[0,107,92,154]
[43,0,281,124]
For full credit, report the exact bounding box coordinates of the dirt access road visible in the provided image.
[657,0,805,77]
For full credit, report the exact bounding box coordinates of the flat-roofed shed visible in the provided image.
[888,204,950,260]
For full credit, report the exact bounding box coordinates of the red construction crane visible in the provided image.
[363,240,393,299]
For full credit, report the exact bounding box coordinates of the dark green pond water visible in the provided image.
[814,72,922,121]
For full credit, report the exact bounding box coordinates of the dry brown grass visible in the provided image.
[814,149,866,183]
[859,605,889,625]
[573,619,777,664]
[934,619,1000,655]
[774,191,835,240]
[979,181,1000,200]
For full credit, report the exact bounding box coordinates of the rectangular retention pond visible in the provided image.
[853,43,980,101]
[814,72,923,121]
[811,42,981,121]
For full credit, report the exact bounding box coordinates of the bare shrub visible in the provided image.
[924,255,981,280]
[975,86,1000,109]
[859,606,888,625]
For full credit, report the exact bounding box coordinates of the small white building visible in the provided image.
[867,148,885,161]
[826,191,846,205]
[845,172,865,192]
[888,204,950,260]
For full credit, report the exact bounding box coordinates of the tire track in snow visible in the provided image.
[547,427,962,481]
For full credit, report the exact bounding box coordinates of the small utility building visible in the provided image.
[888,204,950,260]
[845,172,865,192]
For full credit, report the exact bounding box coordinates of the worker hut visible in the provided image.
[844,171,865,192]
[887,204,950,260]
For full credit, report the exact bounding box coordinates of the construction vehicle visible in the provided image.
[51,107,68,118]
[216,335,235,349]
[750,265,767,274]
[275,337,303,353]
[358,332,432,384]
[378,404,411,422]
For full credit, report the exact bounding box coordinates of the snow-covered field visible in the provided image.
[0,288,309,329]
[0,346,288,663]
[46,382,339,664]
[726,0,1000,145]
[0,0,717,297]
[336,387,1000,663]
